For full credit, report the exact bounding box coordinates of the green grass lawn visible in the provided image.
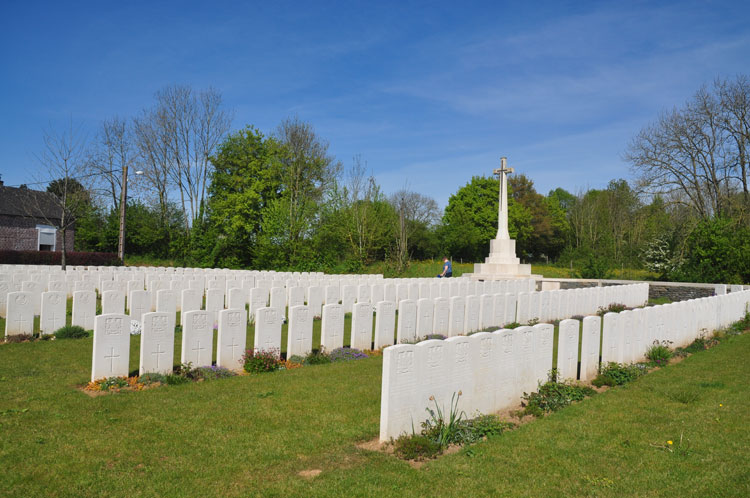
[1,313,748,496]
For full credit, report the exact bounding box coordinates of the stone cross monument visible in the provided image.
[468,156,538,281]
[494,157,514,240]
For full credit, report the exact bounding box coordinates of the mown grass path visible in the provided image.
[1,330,747,496]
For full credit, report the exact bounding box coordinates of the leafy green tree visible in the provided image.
[441,176,532,262]
[675,217,750,284]
[200,126,284,267]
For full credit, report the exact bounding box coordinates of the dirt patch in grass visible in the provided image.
[298,469,322,478]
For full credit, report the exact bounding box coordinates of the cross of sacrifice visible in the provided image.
[492,156,515,240]
[105,347,120,372]
[152,343,167,368]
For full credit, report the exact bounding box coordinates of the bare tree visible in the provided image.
[626,76,750,219]
[29,121,90,269]
[87,116,132,210]
[389,188,439,271]
[273,115,341,258]
[133,107,172,229]
[132,85,232,234]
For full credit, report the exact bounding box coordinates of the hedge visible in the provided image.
[0,250,121,266]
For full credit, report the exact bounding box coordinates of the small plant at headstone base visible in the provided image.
[597,303,627,316]
[303,349,332,365]
[592,362,647,387]
[191,365,237,380]
[420,391,467,448]
[504,322,522,329]
[329,347,369,362]
[4,334,34,343]
[86,376,140,392]
[678,335,720,356]
[460,415,515,443]
[53,325,89,339]
[519,372,596,418]
[137,372,166,385]
[527,318,540,326]
[392,434,442,461]
[645,340,673,366]
[242,348,282,373]
[287,355,305,365]
[424,334,447,340]
[130,320,142,336]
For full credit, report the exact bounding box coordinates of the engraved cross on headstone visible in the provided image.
[492,156,515,240]
[152,343,167,368]
[192,340,206,364]
[105,347,120,372]
[226,337,240,360]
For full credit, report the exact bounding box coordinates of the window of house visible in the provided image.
[37,225,56,251]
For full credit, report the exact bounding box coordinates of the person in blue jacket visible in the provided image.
[438,257,452,278]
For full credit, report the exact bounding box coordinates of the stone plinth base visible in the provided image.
[467,237,541,281]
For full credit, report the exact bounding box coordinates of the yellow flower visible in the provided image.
[719,403,723,407]
[667,441,673,445]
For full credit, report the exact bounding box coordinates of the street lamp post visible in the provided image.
[117,166,143,264]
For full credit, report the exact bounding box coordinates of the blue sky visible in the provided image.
[1,0,749,207]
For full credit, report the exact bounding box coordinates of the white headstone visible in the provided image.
[374,301,396,349]
[40,291,66,335]
[287,305,313,357]
[129,290,152,325]
[139,312,174,375]
[156,289,177,335]
[341,285,356,313]
[72,290,96,331]
[448,296,465,337]
[217,308,247,371]
[463,295,481,333]
[254,307,282,354]
[182,310,213,366]
[324,285,340,305]
[351,302,373,350]
[479,294,495,330]
[21,280,42,315]
[557,319,579,380]
[432,297,450,336]
[396,299,417,343]
[91,313,130,381]
[321,303,345,351]
[513,325,536,396]
[249,287,269,320]
[580,315,601,381]
[288,286,305,308]
[5,291,34,336]
[379,344,419,441]
[533,323,554,385]
[416,298,434,339]
[601,312,620,364]
[307,286,324,318]
[205,288,225,326]
[101,289,125,315]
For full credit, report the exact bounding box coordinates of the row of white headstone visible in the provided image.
[4,281,647,342]
[379,290,750,441]
[90,309,248,382]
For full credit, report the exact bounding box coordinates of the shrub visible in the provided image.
[192,365,237,380]
[520,376,595,417]
[303,350,332,365]
[504,322,522,329]
[4,334,33,343]
[592,362,646,387]
[461,415,514,442]
[577,255,613,279]
[137,372,166,385]
[645,340,673,366]
[393,434,442,460]
[54,325,89,339]
[242,348,282,373]
[597,303,627,316]
[329,347,369,362]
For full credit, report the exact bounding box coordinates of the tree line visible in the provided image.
[36,77,750,283]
